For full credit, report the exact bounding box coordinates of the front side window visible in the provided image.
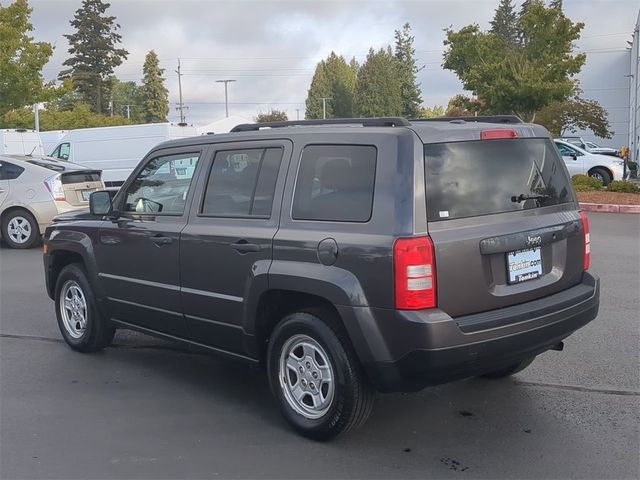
[53,143,70,160]
[0,161,25,180]
[556,143,582,157]
[202,147,283,217]
[292,145,376,222]
[123,152,200,214]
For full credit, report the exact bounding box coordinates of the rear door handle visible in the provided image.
[231,240,261,253]
[150,235,173,246]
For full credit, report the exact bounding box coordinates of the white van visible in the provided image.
[39,130,68,156]
[0,129,45,156]
[50,123,199,187]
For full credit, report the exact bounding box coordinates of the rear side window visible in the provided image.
[0,161,25,180]
[202,147,283,217]
[424,139,573,221]
[292,145,376,222]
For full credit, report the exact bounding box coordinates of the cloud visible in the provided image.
[27,0,639,125]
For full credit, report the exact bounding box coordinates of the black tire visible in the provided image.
[481,355,536,379]
[267,311,374,440]
[54,263,115,352]
[1,209,39,249]
[589,167,612,186]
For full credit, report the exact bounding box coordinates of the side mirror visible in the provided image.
[570,153,578,160]
[90,191,114,216]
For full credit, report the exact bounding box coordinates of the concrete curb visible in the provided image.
[579,203,640,214]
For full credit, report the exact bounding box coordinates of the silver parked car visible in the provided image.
[0,155,103,249]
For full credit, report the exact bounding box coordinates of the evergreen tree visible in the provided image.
[305,60,331,119]
[0,0,55,115]
[305,52,357,119]
[353,47,403,117]
[490,0,518,45]
[141,50,168,123]
[394,23,423,118]
[59,0,128,114]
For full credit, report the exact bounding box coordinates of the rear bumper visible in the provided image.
[339,272,599,392]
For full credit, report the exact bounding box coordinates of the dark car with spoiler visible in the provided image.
[42,116,599,439]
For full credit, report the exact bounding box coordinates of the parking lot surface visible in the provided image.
[1,212,638,479]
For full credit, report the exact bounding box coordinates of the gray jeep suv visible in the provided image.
[43,116,599,439]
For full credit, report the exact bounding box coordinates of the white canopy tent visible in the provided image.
[197,115,252,135]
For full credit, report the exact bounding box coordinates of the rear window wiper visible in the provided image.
[511,193,552,203]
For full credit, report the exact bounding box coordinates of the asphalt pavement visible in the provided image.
[0,212,638,479]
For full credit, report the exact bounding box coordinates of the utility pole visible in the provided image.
[296,108,300,120]
[216,79,236,118]
[320,97,332,119]
[175,59,188,123]
[33,104,40,131]
[124,104,138,120]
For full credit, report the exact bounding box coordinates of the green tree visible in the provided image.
[394,23,423,118]
[354,47,402,117]
[445,94,486,116]
[59,0,128,115]
[550,0,564,12]
[255,109,288,122]
[141,50,168,123]
[443,1,585,121]
[0,0,55,115]
[111,78,144,122]
[305,52,357,119]
[536,96,612,138]
[417,105,445,118]
[490,0,518,45]
[1,103,131,130]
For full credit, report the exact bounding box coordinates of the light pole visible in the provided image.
[320,97,332,119]
[216,79,236,118]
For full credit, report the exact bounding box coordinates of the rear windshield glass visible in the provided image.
[424,138,573,221]
[26,159,67,172]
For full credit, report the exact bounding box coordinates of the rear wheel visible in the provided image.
[267,311,374,440]
[481,356,536,379]
[589,167,612,186]
[55,264,115,352]
[1,209,39,249]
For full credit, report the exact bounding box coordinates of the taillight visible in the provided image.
[579,211,590,270]
[44,174,65,201]
[394,236,436,310]
[480,129,518,140]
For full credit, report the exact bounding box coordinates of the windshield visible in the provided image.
[424,138,574,221]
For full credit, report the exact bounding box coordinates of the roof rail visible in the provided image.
[230,117,410,132]
[411,115,523,124]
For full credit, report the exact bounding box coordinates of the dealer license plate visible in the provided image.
[506,247,543,284]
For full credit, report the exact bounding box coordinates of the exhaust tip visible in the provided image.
[550,341,564,351]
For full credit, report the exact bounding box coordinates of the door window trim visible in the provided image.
[196,143,287,220]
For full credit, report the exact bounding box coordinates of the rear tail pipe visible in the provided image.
[549,341,564,351]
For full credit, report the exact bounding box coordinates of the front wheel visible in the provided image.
[481,355,536,379]
[589,167,612,186]
[55,264,115,352]
[267,311,374,440]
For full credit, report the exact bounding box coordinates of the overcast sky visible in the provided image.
[18,0,640,125]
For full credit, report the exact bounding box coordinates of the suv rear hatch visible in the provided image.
[424,135,585,318]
